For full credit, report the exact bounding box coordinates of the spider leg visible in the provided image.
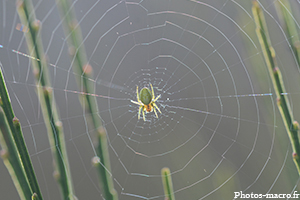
[138,105,143,120]
[142,107,146,121]
[153,106,158,118]
[153,94,161,102]
[136,85,140,102]
[153,103,161,114]
[150,83,155,99]
[131,100,143,105]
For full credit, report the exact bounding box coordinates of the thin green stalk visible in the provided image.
[276,0,300,69]
[0,106,31,200]
[55,0,118,199]
[252,1,300,174]
[32,193,38,200]
[92,129,117,200]
[16,0,75,199]
[0,64,42,199]
[161,168,175,200]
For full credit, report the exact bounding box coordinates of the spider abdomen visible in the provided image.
[139,87,152,105]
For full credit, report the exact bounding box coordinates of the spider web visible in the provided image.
[1,0,300,199]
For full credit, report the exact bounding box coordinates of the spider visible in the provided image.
[131,83,161,121]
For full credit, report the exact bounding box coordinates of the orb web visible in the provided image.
[1,0,300,199]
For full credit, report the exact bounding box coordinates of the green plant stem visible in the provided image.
[252,0,300,174]
[55,0,118,199]
[161,167,175,200]
[92,130,117,200]
[0,106,31,200]
[0,64,42,199]
[276,0,300,69]
[32,193,38,200]
[16,0,75,199]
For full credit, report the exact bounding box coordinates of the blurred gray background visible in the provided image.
[1,0,300,199]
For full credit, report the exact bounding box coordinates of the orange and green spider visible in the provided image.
[131,83,161,121]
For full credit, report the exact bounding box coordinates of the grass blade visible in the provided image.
[0,106,31,200]
[276,0,300,69]
[0,62,42,199]
[161,167,175,200]
[55,0,118,199]
[16,0,75,199]
[252,0,300,174]
[92,130,118,200]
